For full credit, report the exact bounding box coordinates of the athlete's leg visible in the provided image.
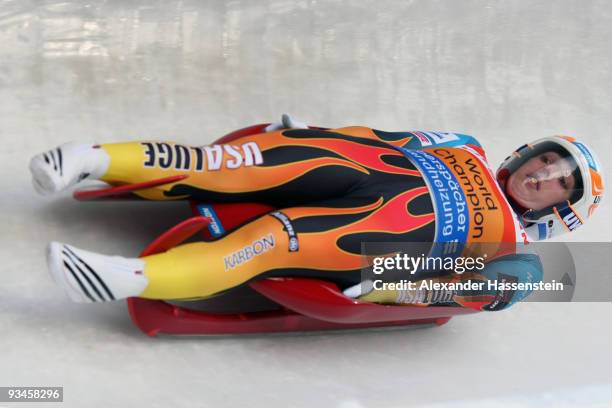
[46,181,435,303]
[45,198,372,302]
[29,128,417,205]
[97,134,371,203]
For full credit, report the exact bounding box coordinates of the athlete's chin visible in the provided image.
[507,190,520,205]
[506,181,533,210]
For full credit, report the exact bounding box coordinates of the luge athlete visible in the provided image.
[30,115,604,311]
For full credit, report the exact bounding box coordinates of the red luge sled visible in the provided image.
[75,123,477,336]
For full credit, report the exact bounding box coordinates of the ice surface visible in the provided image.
[1,1,611,407]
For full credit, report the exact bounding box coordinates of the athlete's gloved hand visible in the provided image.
[264,113,308,132]
[343,280,374,299]
[344,280,432,304]
[344,280,410,303]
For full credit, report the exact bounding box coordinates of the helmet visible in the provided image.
[497,136,604,241]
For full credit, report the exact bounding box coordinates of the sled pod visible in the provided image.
[75,123,476,336]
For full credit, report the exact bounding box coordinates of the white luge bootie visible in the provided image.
[29,142,110,195]
[46,242,148,303]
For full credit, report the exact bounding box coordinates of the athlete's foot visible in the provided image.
[46,242,148,303]
[29,142,110,195]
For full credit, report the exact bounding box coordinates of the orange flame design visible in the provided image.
[242,129,420,176]
[277,186,434,271]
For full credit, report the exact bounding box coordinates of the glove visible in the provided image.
[264,113,309,132]
[343,280,448,305]
[343,280,375,298]
[343,280,423,304]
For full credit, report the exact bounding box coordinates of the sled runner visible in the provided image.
[74,124,477,336]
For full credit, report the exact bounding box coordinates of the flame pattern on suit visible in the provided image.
[99,127,437,300]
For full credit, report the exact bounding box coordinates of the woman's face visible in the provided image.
[505,151,575,211]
